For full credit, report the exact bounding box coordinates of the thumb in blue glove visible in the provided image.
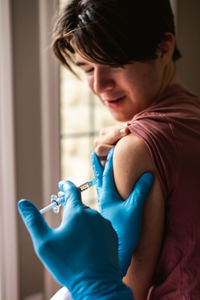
[91,148,154,277]
[18,181,133,300]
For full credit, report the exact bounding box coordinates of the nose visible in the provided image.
[92,66,115,94]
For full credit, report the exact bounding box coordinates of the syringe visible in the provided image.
[40,177,97,215]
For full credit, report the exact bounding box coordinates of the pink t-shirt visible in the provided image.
[128,84,200,299]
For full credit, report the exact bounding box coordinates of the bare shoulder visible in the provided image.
[113,133,165,299]
[113,133,155,199]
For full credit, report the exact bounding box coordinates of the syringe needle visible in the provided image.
[78,177,97,192]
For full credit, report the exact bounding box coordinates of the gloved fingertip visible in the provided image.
[107,148,114,161]
[91,151,103,178]
[90,151,96,161]
[18,199,36,218]
[130,172,154,207]
[62,180,77,192]
[18,198,29,209]
[60,181,81,206]
[103,148,114,176]
[58,180,66,191]
[90,151,99,166]
[141,172,154,188]
[18,199,50,241]
[59,180,77,193]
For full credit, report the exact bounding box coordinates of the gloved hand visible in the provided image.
[18,182,133,300]
[91,148,154,277]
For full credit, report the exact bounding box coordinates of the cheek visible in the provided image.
[87,77,103,104]
[87,77,94,93]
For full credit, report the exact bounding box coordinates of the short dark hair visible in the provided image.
[52,0,181,72]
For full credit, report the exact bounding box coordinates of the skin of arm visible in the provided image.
[113,133,165,300]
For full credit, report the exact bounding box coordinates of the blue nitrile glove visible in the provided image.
[91,148,154,277]
[18,181,134,300]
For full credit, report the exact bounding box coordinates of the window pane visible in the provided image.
[61,136,97,208]
[60,65,117,209]
[60,68,92,135]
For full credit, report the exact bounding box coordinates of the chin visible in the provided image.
[111,111,135,122]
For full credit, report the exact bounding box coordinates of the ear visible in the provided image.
[157,32,176,65]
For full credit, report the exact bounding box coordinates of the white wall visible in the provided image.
[0,0,18,299]
[11,0,60,298]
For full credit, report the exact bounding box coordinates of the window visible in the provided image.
[59,1,117,209]
[60,65,117,209]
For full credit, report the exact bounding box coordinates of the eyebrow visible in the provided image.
[75,61,88,67]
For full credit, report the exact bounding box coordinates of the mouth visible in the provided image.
[104,96,126,108]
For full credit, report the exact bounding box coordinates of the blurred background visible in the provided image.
[0,0,200,299]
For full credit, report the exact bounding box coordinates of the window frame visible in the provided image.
[39,0,61,298]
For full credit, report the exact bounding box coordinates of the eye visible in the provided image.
[85,67,94,73]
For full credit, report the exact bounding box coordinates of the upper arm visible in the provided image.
[113,134,165,300]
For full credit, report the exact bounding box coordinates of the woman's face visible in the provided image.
[75,54,165,122]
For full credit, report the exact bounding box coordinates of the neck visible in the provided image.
[157,61,180,98]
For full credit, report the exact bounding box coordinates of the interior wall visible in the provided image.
[176,0,200,95]
[0,0,18,299]
[11,0,44,298]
